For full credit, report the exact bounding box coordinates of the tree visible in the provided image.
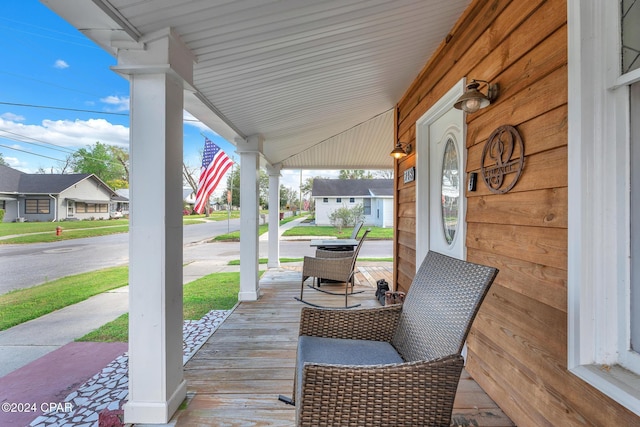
[183,163,198,194]
[338,170,374,179]
[258,169,269,208]
[110,146,130,183]
[71,142,128,187]
[226,166,240,207]
[0,152,7,166]
[56,155,73,174]
[280,185,298,210]
[300,176,326,199]
[223,166,269,208]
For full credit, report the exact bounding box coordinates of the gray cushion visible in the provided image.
[296,336,403,402]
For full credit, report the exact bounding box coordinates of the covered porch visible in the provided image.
[176,265,514,426]
[39,0,468,422]
[37,0,640,425]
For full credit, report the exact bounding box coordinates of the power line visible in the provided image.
[0,132,124,168]
[0,100,204,122]
[0,101,128,117]
[0,143,65,163]
[0,129,77,155]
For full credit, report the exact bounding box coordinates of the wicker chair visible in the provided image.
[282,251,499,427]
[295,229,370,309]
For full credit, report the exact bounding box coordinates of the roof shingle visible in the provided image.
[311,179,393,197]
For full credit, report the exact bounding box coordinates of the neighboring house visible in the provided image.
[312,179,393,228]
[111,189,130,218]
[0,164,121,222]
[183,188,224,212]
[183,188,196,209]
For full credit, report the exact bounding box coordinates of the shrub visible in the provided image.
[0,209,4,222]
[328,204,364,232]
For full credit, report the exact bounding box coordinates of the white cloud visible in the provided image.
[1,112,25,122]
[100,95,129,112]
[54,59,69,69]
[41,118,129,148]
[4,155,25,168]
[0,116,129,149]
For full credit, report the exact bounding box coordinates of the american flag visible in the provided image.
[194,138,233,214]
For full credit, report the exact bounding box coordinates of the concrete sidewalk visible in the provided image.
[0,215,310,377]
[0,288,130,378]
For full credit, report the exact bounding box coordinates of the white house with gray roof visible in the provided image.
[0,165,121,222]
[312,178,393,228]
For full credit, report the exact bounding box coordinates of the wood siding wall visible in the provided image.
[393,0,639,425]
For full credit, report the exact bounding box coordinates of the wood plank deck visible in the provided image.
[175,263,514,426]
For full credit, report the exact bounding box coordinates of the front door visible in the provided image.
[416,80,466,263]
[428,108,465,258]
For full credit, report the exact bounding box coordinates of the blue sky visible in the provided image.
[0,1,240,185]
[0,1,341,194]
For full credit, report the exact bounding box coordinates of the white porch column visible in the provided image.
[237,135,263,300]
[266,164,281,268]
[114,29,194,425]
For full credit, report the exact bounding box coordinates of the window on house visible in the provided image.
[363,198,371,215]
[336,198,342,203]
[568,0,640,415]
[323,198,328,203]
[25,199,50,214]
[76,202,109,213]
[349,197,355,203]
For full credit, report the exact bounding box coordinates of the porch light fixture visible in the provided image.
[390,142,412,159]
[454,79,499,113]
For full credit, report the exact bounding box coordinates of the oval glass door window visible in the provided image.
[441,138,459,245]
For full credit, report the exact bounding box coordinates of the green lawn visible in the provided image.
[0,216,220,244]
[212,214,304,241]
[1,225,131,243]
[0,214,392,243]
[0,264,242,341]
[78,272,242,342]
[185,211,241,221]
[0,266,129,331]
[283,225,393,239]
[213,223,268,241]
[0,211,264,244]
[0,219,129,237]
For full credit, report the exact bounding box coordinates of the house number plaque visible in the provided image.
[481,125,524,194]
[403,166,415,184]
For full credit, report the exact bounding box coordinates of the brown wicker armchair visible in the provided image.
[281,251,499,427]
[295,229,370,309]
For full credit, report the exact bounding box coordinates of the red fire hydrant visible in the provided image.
[56,226,62,236]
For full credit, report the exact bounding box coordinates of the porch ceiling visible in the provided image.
[41,0,471,170]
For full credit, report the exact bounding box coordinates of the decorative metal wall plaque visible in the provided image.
[481,125,524,194]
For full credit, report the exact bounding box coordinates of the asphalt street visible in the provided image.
[0,218,392,295]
